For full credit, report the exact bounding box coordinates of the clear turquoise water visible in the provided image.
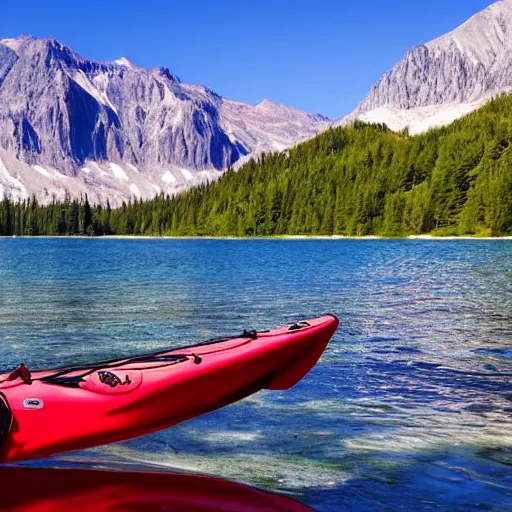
[0,238,511,511]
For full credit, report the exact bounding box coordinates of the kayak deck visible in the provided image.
[0,314,339,462]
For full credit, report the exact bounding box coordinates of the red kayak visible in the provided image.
[0,315,338,462]
[0,466,314,511]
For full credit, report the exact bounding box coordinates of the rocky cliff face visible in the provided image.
[0,36,328,204]
[342,0,512,133]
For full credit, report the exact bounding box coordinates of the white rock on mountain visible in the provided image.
[0,36,329,205]
[340,0,512,133]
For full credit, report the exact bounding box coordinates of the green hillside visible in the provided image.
[1,95,512,237]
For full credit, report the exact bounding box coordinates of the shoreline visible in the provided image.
[2,234,512,240]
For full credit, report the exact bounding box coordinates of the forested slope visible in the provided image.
[1,95,512,237]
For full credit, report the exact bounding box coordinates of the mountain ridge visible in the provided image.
[0,35,328,205]
[340,0,512,133]
[3,94,512,237]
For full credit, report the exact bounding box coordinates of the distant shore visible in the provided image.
[96,234,512,240]
[4,234,512,240]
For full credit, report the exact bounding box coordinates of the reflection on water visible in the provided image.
[0,239,511,511]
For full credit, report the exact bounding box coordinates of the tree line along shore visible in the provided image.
[1,95,512,238]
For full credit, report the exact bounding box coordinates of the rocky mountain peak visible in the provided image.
[0,35,328,205]
[426,0,512,66]
[341,0,512,134]
[114,57,134,69]
[157,66,180,83]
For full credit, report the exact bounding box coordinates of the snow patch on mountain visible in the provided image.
[180,168,193,181]
[346,97,492,134]
[32,165,51,178]
[110,163,129,182]
[162,171,177,184]
[344,0,512,134]
[0,156,26,200]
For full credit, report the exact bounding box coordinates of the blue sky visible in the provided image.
[0,0,495,118]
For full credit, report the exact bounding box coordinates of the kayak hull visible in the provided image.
[0,315,338,462]
[0,466,314,511]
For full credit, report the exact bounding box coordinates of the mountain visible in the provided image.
[0,36,328,205]
[341,0,512,133]
[4,94,512,237]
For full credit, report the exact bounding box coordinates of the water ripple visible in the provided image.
[0,238,511,511]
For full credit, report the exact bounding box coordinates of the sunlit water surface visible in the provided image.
[0,239,511,511]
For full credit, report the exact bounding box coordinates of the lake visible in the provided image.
[0,238,511,511]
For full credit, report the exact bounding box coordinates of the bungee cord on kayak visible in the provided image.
[1,322,315,389]
[0,328,260,388]
[0,315,339,463]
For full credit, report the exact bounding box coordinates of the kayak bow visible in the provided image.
[0,315,338,462]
